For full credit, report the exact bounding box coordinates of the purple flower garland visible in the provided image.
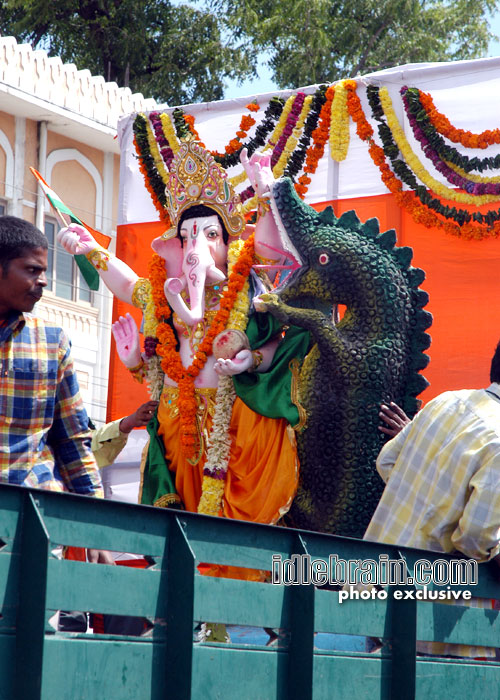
[401,88,500,196]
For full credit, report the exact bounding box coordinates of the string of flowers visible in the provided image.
[401,88,500,194]
[270,93,306,168]
[368,85,500,229]
[350,83,500,239]
[295,85,335,198]
[403,87,500,173]
[197,375,236,515]
[133,115,171,226]
[148,113,176,171]
[330,80,350,161]
[160,112,180,155]
[211,103,259,158]
[273,94,312,177]
[197,240,251,516]
[283,85,327,184]
[379,87,500,206]
[145,116,170,184]
[150,234,256,459]
[444,160,500,184]
[417,87,500,148]
[264,95,296,153]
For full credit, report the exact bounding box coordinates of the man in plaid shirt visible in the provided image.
[365,340,500,658]
[0,216,103,497]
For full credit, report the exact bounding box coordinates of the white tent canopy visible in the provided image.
[117,56,500,226]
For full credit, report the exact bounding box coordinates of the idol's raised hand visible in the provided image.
[57,223,98,256]
[240,148,274,196]
[111,313,142,369]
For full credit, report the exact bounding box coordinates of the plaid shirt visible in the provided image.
[0,311,103,496]
[365,385,500,658]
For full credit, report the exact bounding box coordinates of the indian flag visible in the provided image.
[30,167,111,290]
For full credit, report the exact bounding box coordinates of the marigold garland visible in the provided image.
[346,82,500,240]
[379,87,500,206]
[295,85,335,198]
[132,125,171,227]
[330,80,350,161]
[418,88,500,149]
[150,234,256,458]
[400,88,500,195]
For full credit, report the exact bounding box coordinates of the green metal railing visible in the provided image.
[1,482,499,699]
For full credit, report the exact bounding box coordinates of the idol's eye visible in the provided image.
[206,229,219,239]
[318,252,330,265]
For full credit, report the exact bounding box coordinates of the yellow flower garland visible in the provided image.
[273,95,313,178]
[379,87,500,206]
[330,80,350,161]
[241,95,313,215]
[229,169,248,188]
[263,95,295,152]
[144,115,170,184]
[444,160,500,184]
[160,112,180,154]
[227,239,251,330]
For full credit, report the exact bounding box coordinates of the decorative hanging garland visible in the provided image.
[329,80,350,161]
[379,87,500,206]
[416,87,500,149]
[283,85,327,184]
[345,81,500,239]
[133,115,170,226]
[370,86,500,229]
[402,87,500,173]
[400,90,500,196]
[295,85,335,198]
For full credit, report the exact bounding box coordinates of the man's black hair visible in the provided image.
[177,204,229,245]
[490,340,500,383]
[0,216,48,275]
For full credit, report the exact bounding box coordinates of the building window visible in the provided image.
[0,200,6,216]
[44,218,92,303]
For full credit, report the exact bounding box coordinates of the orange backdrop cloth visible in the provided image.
[156,392,298,524]
[107,197,500,421]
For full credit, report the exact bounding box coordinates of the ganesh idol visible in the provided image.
[57,138,310,529]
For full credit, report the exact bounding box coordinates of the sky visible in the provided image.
[223,10,500,100]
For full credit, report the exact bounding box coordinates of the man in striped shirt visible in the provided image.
[0,216,103,498]
[365,340,500,657]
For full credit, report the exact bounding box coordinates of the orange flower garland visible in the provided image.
[295,85,335,199]
[419,90,500,149]
[345,82,500,240]
[149,234,256,458]
[182,105,258,158]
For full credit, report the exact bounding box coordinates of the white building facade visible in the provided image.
[0,36,156,426]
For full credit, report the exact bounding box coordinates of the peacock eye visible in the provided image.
[318,252,329,265]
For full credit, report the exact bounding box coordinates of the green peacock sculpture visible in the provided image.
[259,177,432,538]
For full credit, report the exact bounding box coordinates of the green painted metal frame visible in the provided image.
[1,483,499,699]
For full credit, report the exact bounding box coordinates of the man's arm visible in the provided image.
[376,420,413,483]
[91,401,158,468]
[47,331,103,497]
[451,448,500,562]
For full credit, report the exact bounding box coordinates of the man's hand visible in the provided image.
[87,549,116,565]
[119,400,159,433]
[57,223,99,256]
[379,402,411,437]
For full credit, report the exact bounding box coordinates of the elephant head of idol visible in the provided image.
[151,140,245,326]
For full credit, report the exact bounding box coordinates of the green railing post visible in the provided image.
[164,516,196,700]
[288,534,314,700]
[14,493,50,700]
[389,554,417,700]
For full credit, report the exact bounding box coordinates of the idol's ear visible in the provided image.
[151,235,183,278]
